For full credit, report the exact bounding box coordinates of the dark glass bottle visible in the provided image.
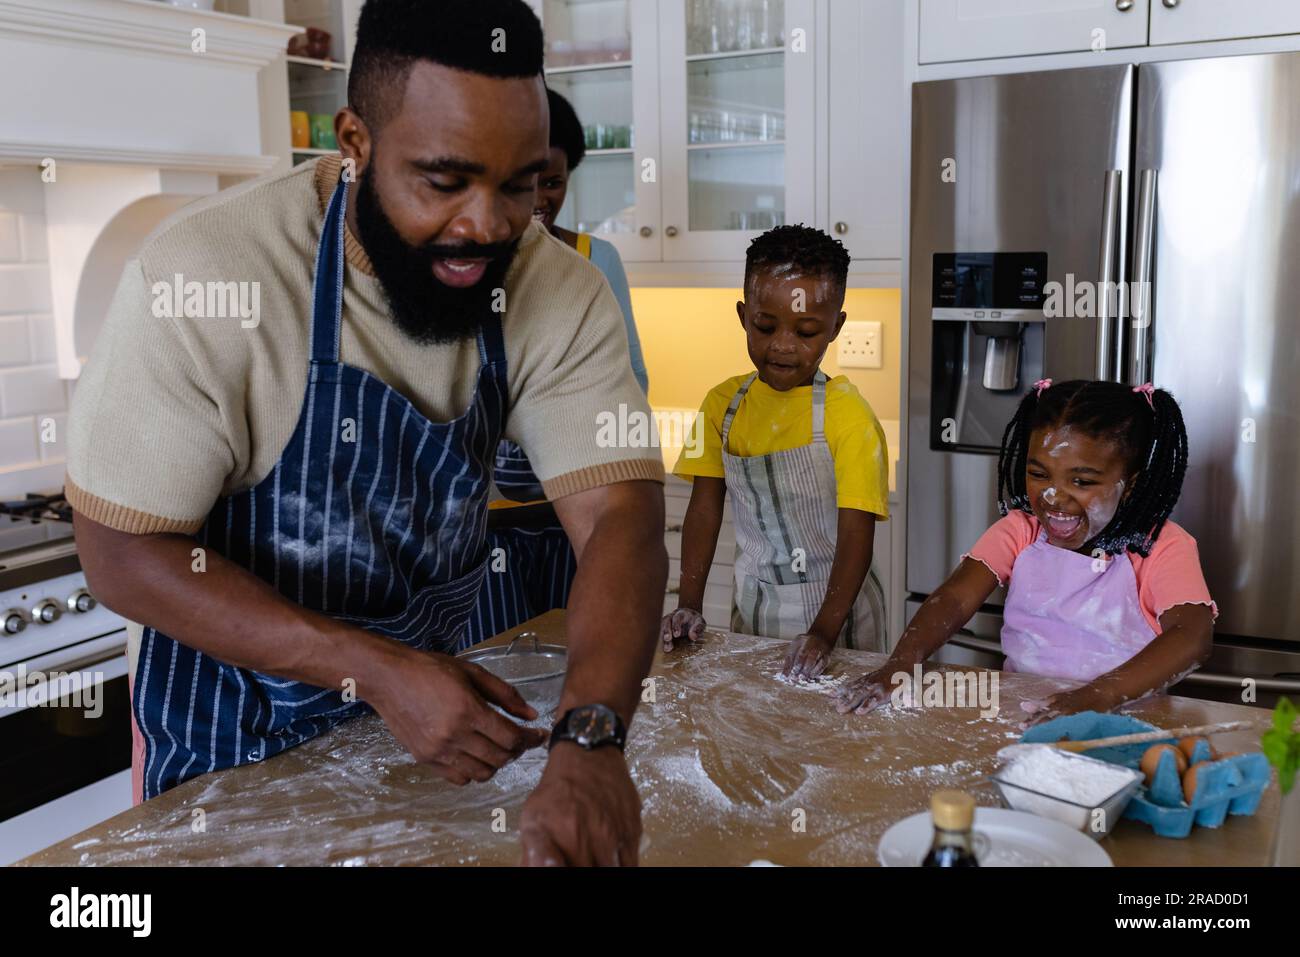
[921,790,980,867]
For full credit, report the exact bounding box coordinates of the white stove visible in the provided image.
[0,492,132,865]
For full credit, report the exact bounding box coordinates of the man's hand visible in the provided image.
[364,647,548,784]
[520,743,641,866]
[783,632,835,680]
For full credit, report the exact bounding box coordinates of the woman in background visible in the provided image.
[462,88,650,648]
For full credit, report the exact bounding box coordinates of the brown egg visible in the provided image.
[1140,743,1187,786]
[1177,736,1210,763]
[1183,763,1202,805]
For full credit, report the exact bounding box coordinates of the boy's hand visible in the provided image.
[783,633,834,680]
[660,607,707,652]
[835,665,899,714]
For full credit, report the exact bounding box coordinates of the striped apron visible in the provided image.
[132,179,508,799]
[460,236,599,648]
[722,371,876,645]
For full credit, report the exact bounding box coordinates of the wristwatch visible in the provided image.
[549,704,627,752]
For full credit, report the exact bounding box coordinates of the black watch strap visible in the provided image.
[549,704,627,752]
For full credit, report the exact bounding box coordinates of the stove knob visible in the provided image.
[3,610,26,635]
[31,599,62,624]
[66,589,97,614]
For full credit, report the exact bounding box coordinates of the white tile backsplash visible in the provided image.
[0,417,38,470]
[19,213,47,263]
[0,214,20,262]
[0,176,64,493]
[1,365,65,418]
[0,264,52,314]
[0,315,29,365]
[28,313,55,363]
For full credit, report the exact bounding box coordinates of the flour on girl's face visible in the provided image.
[1082,478,1125,541]
[1041,426,1074,458]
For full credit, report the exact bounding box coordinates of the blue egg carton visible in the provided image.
[1021,711,1271,839]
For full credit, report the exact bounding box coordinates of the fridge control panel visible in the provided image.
[931,251,1048,312]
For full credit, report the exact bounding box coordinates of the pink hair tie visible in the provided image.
[1033,378,1053,397]
[1133,382,1156,409]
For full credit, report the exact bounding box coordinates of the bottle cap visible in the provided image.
[930,789,976,830]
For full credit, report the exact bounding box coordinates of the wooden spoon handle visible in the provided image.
[1054,720,1254,752]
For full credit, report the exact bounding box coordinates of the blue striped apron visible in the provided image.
[132,179,508,799]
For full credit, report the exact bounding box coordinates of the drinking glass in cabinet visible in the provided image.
[687,0,784,56]
[555,154,636,237]
[688,145,783,232]
[544,0,632,67]
[686,52,784,145]
[547,67,634,150]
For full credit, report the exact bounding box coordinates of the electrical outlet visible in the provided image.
[837,320,882,369]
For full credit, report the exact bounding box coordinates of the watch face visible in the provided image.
[571,705,616,745]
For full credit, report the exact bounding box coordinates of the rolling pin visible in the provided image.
[998,720,1256,761]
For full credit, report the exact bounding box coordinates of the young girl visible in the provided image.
[836,379,1216,724]
[662,225,891,678]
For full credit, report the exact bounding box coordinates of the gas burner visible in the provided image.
[0,491,72,525]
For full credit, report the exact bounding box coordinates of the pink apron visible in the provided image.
[1001,532,1156,682]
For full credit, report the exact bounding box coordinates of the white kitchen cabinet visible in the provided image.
[657,0,816,262]
[539,0,664,262]
[919,0,1150,64]
[1150,0,1300,45]
[825,0,903,261]
[540,0,898,267]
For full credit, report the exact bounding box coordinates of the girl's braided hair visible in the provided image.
[996,379,1188,557]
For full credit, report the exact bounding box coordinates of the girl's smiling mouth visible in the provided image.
[1041,507,1085,542]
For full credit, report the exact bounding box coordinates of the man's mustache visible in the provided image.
[420,239,516,261]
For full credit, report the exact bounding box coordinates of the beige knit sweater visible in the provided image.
[67,155,662,534]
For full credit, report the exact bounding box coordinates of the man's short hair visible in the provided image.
[349,0,545,133]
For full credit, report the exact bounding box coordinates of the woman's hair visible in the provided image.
[996,379,1188,557]
[547,88,586,173]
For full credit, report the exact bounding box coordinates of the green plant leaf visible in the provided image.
[1262,697,1300,795]
[1274,696,1297,733]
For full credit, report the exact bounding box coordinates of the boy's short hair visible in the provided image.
[743,224,851,298]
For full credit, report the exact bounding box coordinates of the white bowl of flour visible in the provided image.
[993,747,1143,838]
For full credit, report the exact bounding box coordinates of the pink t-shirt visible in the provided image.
[965,511,1218,635]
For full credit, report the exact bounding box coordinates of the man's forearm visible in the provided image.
[555,484,667,726]
[74,515,398,697]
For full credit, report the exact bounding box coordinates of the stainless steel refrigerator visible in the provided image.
[906,53,1300,705]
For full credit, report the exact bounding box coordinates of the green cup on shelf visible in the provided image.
[310,114,337,150]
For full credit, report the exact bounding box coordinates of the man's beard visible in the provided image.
[353,168,519,345]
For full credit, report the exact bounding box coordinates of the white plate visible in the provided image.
[877,807,1113,867]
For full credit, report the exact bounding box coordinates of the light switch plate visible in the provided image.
[837,320,882,369]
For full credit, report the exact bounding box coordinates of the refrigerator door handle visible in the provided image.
[1096,169,1123,380]
[1177,670,1300,695]
[1127,168,1158,385]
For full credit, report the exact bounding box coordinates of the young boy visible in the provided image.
[662,225,890,679]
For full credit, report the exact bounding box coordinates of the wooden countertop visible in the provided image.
[20,611,1279,866]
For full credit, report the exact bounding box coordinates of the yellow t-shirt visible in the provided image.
[673,373,890,517]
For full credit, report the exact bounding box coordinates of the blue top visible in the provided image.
[586,234,649,394]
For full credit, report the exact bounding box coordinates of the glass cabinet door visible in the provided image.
[540,0,661,261]
[660,0,815,262]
